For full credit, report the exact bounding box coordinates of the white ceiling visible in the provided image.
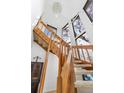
[42,0,87,28]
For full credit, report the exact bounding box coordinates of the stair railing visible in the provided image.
[72,45,93,64]
[33,19,93,93]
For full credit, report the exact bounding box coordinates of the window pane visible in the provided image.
[76,37,90,45]
[72,16,86,37]
[44,29,51,37]
[62,25,71,44]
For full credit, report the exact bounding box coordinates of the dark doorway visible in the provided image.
[31,62,44,93]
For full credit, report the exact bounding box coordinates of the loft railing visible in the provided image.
[33,20,70,57]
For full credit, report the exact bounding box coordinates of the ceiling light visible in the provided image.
[52,2,62,15]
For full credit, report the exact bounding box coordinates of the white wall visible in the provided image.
[31,0,43,26]
[43,53,59,92]
[31,0,44,43]
[31,42,46,62]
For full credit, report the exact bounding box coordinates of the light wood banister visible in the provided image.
[86,49,92,62]
[81,49,86,60]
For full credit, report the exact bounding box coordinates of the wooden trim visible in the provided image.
[47,24,57,30]
[71,14,79,22]
[62,23,69,29]
[75,32,86,40]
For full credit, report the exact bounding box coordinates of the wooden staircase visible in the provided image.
[72,45,93,92]
[33,18,93,93]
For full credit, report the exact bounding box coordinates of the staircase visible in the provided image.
[33,18,93,93]
[72,45,93,91]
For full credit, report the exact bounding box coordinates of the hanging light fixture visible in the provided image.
[52,1,62,17]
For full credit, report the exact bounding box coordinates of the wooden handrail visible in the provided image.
[33,19,93,93]
[72,45,93,50]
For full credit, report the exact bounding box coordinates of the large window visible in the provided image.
[62,23,71,44]
[72,15,86,38]
[71,15,89,45]
[71,15,92,62]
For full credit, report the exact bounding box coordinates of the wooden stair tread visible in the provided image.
[74,60,92,64]
[83,67,93,70]
[74,81,93,88]
[74,64,92,68]
[74,68,93,74]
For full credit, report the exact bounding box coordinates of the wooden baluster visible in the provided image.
[57,41,63,93]
[65,46,68,64]
[81,49,86,61]
[56,43,60,56]
[72,48,75,59]
[77,48,81,60]
[72,48,75,58]
[39,33,53,93]
[86,49,91,63]
[62,43,65,65]
[56,37,61,56]
[75,48,79,60]
[64,46,66,63]
[74,48,77,58]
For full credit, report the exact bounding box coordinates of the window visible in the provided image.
[71,15,90,45]
[84,0,93,22]
[62,23,71,44]
[72,15,86,37]
[44,29,51,37]
[71,15,91,61]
